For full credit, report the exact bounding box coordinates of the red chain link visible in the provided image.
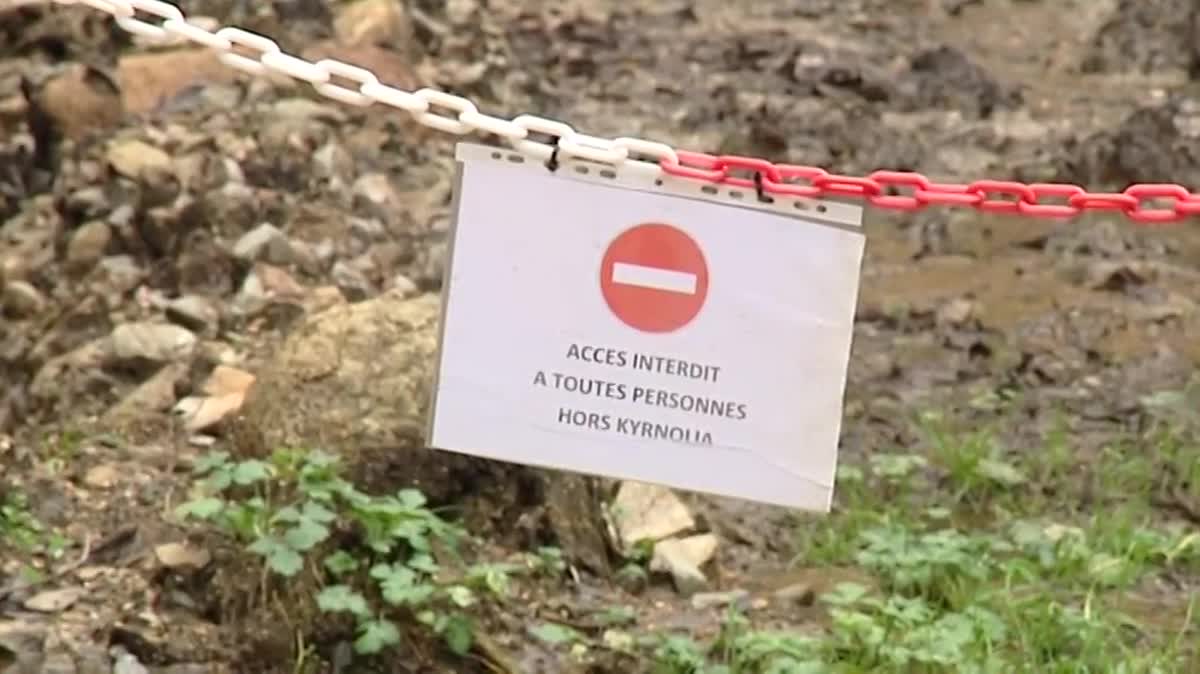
[659,152,1200,224]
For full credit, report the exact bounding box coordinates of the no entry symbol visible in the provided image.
[599,222,709,333]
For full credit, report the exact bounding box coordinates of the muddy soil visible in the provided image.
[1,0,1199,672]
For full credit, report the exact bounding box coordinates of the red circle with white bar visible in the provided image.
[599,223,709,333]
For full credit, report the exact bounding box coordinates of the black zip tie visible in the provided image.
[545,137,561,173]
[754,171,766,202]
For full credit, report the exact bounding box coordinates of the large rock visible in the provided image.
[1062,96,1200,189]
[117,47,240,115]
[1081,0,1200,77]
[333,0,413,47]
[230,289,612,573]
[232,289,436,453]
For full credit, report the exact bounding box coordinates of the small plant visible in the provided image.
[855,522,993,608]
[818,581,1006,669]
[658,424,1200,674]
[615,538,655,589]
[0,490,67,559]
[520,545,568,576]
[650,634,711,674]
[1,490,44,551]
[176,448,524,660]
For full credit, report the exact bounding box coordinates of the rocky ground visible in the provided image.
[1,0,1199,673]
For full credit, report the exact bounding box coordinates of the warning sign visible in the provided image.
[427,143,866,512]
[600,222,709,333]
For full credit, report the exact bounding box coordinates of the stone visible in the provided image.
[410,239,448,289]
[0,253,28,284]
[1083,260,1153,292]
[231,270,268,317]
[654,534,719,569]
[445,0,478,25]
[165,295,220,334]
[332,260,373,301]
[313,239,337,268]
[110,323,197,363]
[104,362,188,426]
[334,0,412,46]
[255,263,306,298]
[112,652,149,674]
[23,586,84,612]
[204,366,256,397]
[288,239,324,275]
[201,183,257,240]
[349,218,386,244]
[609,482,696,552]
[66,221,112,270]
[267,98,346,125]
[652,552,707,596]
[106,139,172,181]
[936,297,974,326]
[389,274,419,299]
[232,290,442,454]
[906,45,1020,118]
[96,255,147,296]
[1082,0,1198,75]
[117,48,238,115]
[83,464,120,489]
[154,542,211,569]
[26,63,123,142]
[222,158,245,184]
[368,242,407,272]
[303,286,347,315]
[231,264,306,318]
[107,204,136,228]
[649,534,719,597]
[29,338,113,407]
[691,589,750,610]
[180,392,247,432]
[353,173,402,210]
[313,142,354,181]
[2,280,45,318]
[233,224,293,265]
[773,582,816,604]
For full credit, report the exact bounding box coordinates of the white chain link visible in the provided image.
[312,59,378,107]
[45,0,681,173]
[118,0,181,40]
[509,115,574,162]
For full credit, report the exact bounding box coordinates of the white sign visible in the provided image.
[426,143,865,511]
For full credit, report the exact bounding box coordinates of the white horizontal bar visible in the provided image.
[611,262,697,294]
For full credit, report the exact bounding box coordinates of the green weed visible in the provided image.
[175,448,556,661]
[650,425,1200,674]
[171,427,1198,674]
[0,490,67,559]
